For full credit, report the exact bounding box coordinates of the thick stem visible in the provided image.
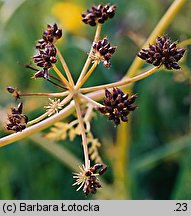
[114,122,131,199]
[73,95,90,169]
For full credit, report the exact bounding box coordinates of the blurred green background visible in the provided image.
[0,0,191,199]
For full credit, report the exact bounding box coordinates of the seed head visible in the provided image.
[91,37,116,67]
[6,102,28,132]
[73,163,107,195]
[36,23,62,48]
[33,68,49,79]
[82,4,117,26]
[97,88,137,126]
[33,43,57,70]
[33,23,62,79]
[137,35,186,70]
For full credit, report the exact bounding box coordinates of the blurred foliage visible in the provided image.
[0,0,191,199]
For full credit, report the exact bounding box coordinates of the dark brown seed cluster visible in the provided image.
[82,4,116,26]
[36,24,62,49]
[33,43,57,74]
[83,164,107,195]
[92,37,116,67]
[97,88,137,126]
[33,24,62,79]
[6,103,28,132]
[137,35,185,70]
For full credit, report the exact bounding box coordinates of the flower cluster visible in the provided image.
[44,98,63,116]
[97,88,137,126]
[137,35,185,70]
[92,37,116,67]
[73,164,107,195]
[33,24,62,79]
[82,4,116,26]
[6,103,28,132]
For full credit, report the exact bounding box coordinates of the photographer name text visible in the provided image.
[1,202,100,213]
